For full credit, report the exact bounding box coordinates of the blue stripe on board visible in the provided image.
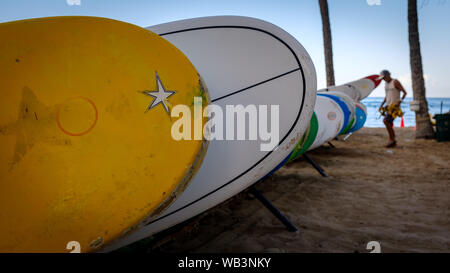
[318,93,351,134]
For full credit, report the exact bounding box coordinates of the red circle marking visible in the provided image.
[327,111,337,121]
[56,96,98,136]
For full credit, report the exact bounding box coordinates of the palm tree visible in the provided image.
[318,0,335,87]
[408,0,435,138]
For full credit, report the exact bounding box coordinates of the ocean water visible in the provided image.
[360,97,450,128]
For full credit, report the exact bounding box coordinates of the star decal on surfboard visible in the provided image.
[141,72,176,114]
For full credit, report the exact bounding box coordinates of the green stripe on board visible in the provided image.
[341,117,355,135]
[288,112,319,162]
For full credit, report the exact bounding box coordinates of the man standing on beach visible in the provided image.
[378,70,407,147]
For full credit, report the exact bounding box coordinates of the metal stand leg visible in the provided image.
[249,187,298,232]
[343,132,353,141]
[303,153,328,177]
[328,141,335,148]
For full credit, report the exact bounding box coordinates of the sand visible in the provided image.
[128,127,450,253]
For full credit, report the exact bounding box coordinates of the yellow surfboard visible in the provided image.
[0,17,208,252]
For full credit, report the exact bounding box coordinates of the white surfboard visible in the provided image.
[318,75,381,100]
[307,95,345,151]
[102,16,317,251]
[322,91,355,121]
[320,84,361,101]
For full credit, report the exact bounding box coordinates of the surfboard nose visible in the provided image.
[365,75,382,88]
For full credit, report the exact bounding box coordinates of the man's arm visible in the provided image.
[379,97,386,110]
[394,80,407,103]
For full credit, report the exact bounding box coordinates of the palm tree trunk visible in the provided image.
[408,0,435,139]
[318,0,335,87]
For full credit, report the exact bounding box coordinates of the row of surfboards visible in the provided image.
[0,16,380,253]
[292,74,382,160]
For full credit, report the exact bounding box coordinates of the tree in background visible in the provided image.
[318,0,335,87]
[408,0,435,138]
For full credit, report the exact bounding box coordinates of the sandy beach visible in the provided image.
[123,127,449,253]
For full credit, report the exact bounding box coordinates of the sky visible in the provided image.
[1,0,449,97]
